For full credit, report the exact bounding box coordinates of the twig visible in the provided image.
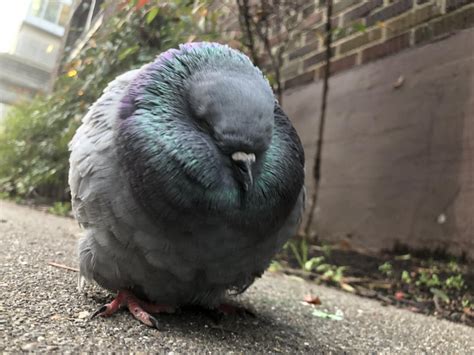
[376,294,393,304]
[48,261,79,272]
[236,0,259,67]
[303,0,333,240]
[281,268,314,280]
[433,296,443,313]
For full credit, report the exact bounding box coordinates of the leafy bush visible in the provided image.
[0,0,218,202]
[0,98,73,201]
[48,201,72,217]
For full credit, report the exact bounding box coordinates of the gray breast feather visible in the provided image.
[69,69,304,306]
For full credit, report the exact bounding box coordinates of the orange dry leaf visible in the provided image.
[304,294,322,305]
[463,307,474,317]
[393,75,405,89]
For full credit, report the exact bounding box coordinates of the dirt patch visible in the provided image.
[276,243,474,327]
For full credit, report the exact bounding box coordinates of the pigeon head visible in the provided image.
[117,42,304,231]
[187,70,274,191]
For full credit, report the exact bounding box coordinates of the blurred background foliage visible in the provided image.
[0,0,219,202]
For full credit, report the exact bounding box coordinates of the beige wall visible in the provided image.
[283,28,474,260]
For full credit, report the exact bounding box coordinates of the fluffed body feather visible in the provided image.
[69,43,305,306]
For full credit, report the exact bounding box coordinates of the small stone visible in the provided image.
[77,311,90,319]
[37,336,45,342]
[50,314,62,321]
[21,342,38,351]
[437,213,446,224]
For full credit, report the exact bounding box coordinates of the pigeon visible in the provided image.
[69,42,305,328]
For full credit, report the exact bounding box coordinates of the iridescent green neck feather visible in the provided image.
[116,43,304,234]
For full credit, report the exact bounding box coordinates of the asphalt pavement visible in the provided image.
[1,200,473,353]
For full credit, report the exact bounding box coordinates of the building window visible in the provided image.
[28,0,71,27]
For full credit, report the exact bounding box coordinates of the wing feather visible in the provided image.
[69,70,139,227]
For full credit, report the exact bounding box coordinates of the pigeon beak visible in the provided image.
[231,152,256,192]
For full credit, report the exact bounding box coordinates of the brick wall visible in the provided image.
[281,0,474,90]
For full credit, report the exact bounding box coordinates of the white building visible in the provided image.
[0,0,73,119]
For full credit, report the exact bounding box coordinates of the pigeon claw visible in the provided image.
[90,305,109,319]
[89,290,174,329]
[128,301,159,329]
[149,315,160,329]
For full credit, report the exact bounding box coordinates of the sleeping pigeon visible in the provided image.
[69,42,305,328]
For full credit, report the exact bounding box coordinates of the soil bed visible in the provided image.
[276,244,474,327]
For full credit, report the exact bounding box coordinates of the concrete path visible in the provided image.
[1,200,473,353]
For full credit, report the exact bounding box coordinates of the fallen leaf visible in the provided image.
[394,254,411,260]
[463,308,474,317]
[267,261,282,273]
[304,294,321,305]
[312,309,343,321]
[395,291,405,301]
[393,75,404,89]
[338,239,352,250]
[287,275,305,282]
[50,314,63,321]
[340,282,355,293]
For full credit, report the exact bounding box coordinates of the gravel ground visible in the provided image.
[1,200,473,353]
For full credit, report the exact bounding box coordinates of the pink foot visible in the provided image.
[91,290,175,328]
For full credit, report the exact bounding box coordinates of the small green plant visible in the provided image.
[448,260,460,273]
[378,262,393,276]
[401,270,412,284]
[416,270,441,287]
[318,265,346,283]
[304,256,325,271]
[321,244,332,257]
[286,239,309,270]
[461,298,472,309]
[445,274,464,290]
[48,202,71,217]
